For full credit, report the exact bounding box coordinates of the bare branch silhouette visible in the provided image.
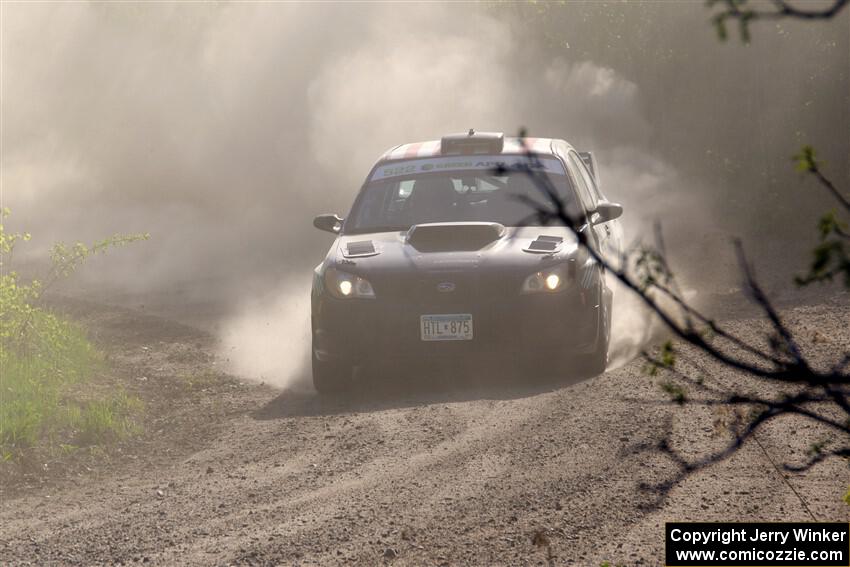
[708,0,848,41]
[501,133,850,492]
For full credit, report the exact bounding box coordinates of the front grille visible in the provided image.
[415,273,478,307]
[368,270,524,356]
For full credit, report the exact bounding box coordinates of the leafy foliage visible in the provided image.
[0,210,148,458]
[792,147,850,288]
[645,341,676,377]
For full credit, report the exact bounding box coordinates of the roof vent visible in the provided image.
[440,131,504,155]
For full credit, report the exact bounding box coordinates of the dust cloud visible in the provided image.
[219,280,311,388]
[2,3,847,387]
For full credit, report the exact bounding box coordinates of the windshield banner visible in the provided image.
[372,155,566,181]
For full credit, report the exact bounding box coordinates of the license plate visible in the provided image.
[420,314,473,341]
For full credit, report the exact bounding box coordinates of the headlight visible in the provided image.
[521,265,568,294]
[324,267,376,299]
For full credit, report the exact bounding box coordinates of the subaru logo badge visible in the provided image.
[436,282,456,293]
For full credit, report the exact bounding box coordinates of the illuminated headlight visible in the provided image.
[521,266,568,294]
[325,267,376,299]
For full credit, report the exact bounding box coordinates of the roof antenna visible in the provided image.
[468,128,475,136]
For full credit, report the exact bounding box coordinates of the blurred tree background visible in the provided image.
[495,1,848,285]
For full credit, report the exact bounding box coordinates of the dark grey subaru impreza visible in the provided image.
[310,131,623,394]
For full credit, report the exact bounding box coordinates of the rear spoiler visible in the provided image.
[578,151,599,186]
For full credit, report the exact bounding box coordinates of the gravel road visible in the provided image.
[1,294,847,566]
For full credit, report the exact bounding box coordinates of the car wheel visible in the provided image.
[576,345,608,377]
[311,352,353,395]
[578,293,611,377]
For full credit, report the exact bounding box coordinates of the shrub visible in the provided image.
[0,209,148,458]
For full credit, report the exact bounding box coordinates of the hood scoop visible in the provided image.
[523,235,563,254]
[343,240,379,258]
[407,222,506,253]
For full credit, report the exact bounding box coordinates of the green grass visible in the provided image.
[1,210,146,461]
[0,305,141,460]
[74,393,143,445]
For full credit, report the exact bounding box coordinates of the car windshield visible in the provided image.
[345,155,581,234]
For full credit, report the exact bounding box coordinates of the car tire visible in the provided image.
[577,292,611,377]
[576,345,608,377]
[311,352,352,395]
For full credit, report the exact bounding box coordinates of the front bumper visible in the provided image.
[312,276,602,369]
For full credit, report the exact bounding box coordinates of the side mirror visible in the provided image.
[593,202,623,224]
[313,214,343,234]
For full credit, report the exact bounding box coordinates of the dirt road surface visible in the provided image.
[1,294,848,566]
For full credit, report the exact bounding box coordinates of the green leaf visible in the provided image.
[793,145,818,173]
[661,381,687,404]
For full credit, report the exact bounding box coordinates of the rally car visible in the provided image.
[310,131,623,393]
